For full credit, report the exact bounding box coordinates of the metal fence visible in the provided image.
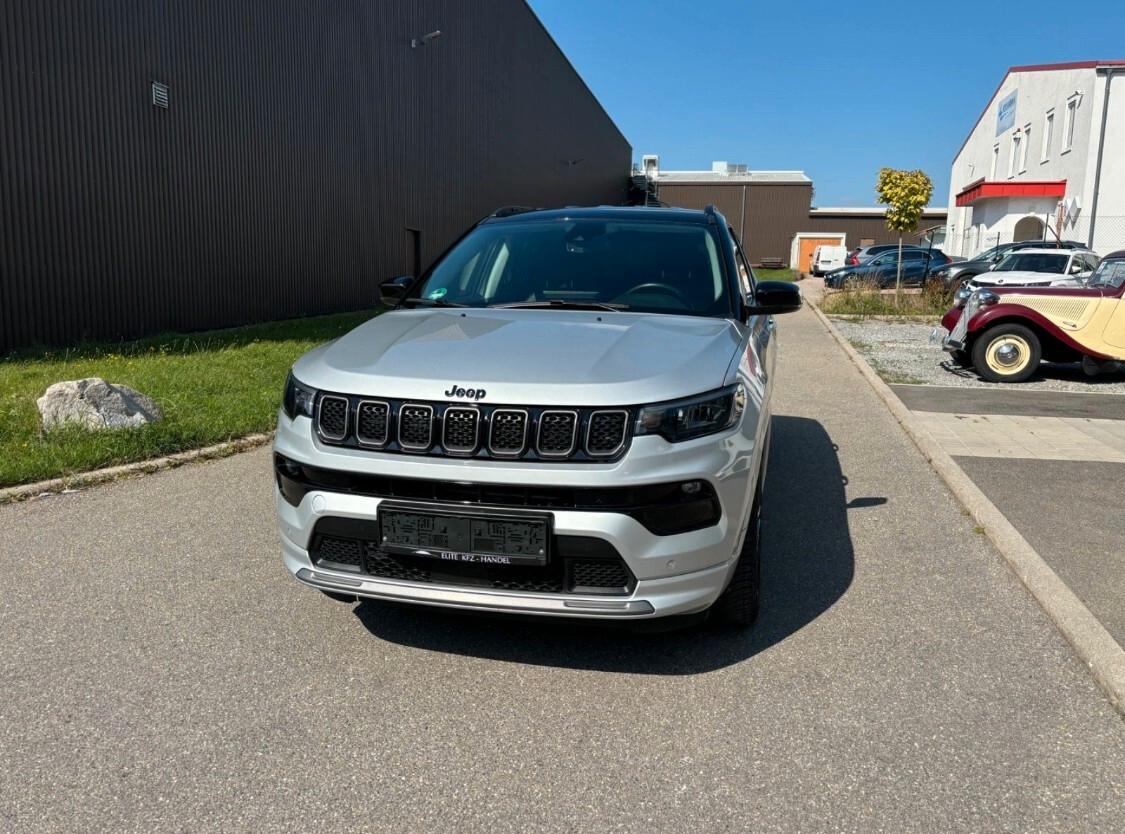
[957,216,1125,259]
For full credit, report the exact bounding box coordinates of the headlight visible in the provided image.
[954,286,973,307]
[635,384,746,443]
[977,290,1000,306]
[282,371,317,420]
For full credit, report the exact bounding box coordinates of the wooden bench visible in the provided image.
[757,257,785,269]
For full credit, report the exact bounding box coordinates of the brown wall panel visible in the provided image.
[0,0,630,351]
[657,182,814,264]
[657,181,946,265]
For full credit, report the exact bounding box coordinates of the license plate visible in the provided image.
[377,506,549,567]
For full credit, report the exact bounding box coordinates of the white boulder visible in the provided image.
[37,377,163,432]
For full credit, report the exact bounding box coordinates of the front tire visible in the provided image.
[971,323,1041,383]
[712,495,762,627]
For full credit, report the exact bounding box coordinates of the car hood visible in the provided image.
[972,270,1080,287]
[292,308,745,406]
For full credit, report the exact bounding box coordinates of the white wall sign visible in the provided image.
[996,91,1017,135]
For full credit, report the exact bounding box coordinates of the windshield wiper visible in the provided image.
[401,297,471,308]
[490,300,629,312]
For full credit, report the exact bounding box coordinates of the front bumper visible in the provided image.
[283,532,734,619]
[274,410,764,620]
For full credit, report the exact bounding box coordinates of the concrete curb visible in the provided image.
[808,300,1125,717]
[0,433,273,505]
[825,314,938,323]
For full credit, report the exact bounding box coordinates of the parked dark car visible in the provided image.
[929,239,1089,289]
[845,243,929,266]
[825,249,952,289]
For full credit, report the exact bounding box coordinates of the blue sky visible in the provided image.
[528,0,1125,207]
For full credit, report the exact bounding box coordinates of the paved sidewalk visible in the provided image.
[1,303,1123,833]
[912,411,1125,461]
[892,383,1125,647]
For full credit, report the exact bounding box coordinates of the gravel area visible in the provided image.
[830,317,1125,393]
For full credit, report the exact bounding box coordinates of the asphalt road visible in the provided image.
[2,304,1123,833]
[957,456,1125,647]
[892,383,1125,419]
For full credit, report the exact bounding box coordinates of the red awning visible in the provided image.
[955,179,1066,207]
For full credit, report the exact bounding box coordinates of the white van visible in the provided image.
[812,245,847,276]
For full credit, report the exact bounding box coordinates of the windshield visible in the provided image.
[408,219,732,317]
[974,243,1010,261]
[994,252,1068,273]
[1087,259,1125,289]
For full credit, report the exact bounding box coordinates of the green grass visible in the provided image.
[0,311,377,487]
[756,268,798,282]
[820,279,952,317]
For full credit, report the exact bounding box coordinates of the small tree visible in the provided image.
[875,168,933,303]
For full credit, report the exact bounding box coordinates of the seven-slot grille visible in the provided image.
[586,410,629,457]
[398,405,434,450]
[316,396,349,441]
[313,396,630,461]
[356,400,389,446]
[441,407,480,454]
[488,409,528,456]
[537,411,578,457]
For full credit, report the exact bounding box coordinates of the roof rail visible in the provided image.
[490,205,539,219]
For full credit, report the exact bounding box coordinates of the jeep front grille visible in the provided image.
[537,411,578,457]
[488,409,528,456]
[309,395,631,462]
[441,407,480,454]
[356,400,389,446]
[316,395,349,441]
[398,404,434,451]
[586,410,628,457]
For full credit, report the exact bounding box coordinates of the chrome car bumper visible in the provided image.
[284,534,735,619]
[274,410,765,620]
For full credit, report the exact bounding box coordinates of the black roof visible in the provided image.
[482,205,717,225]
[1104,249,1125,260]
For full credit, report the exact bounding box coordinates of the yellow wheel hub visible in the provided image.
[984,335,1032,376]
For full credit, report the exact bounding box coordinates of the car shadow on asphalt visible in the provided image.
[353,415,856,675]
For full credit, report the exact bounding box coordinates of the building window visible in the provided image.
[1042,109,1054,162]
[990,143,999,179]
[1007,133,1020,178]
[1063,95,1079,152]
[1019,124,1030,172]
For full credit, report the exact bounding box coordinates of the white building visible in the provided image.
[947,60,1125,258]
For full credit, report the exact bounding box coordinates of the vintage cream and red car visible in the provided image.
[940,250,1125,383]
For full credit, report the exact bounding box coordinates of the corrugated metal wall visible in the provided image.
[0,0,630,351]
[656,182,946,265]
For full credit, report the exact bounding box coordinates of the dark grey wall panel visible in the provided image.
[0,0,630,350]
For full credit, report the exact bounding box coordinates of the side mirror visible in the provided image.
[1068,263,1083,275]
[745,281,802,317]
[379,275,414,307]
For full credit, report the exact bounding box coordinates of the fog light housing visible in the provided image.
[630,481,721,535]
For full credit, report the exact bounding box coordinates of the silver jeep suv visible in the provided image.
[274,206,800,625]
